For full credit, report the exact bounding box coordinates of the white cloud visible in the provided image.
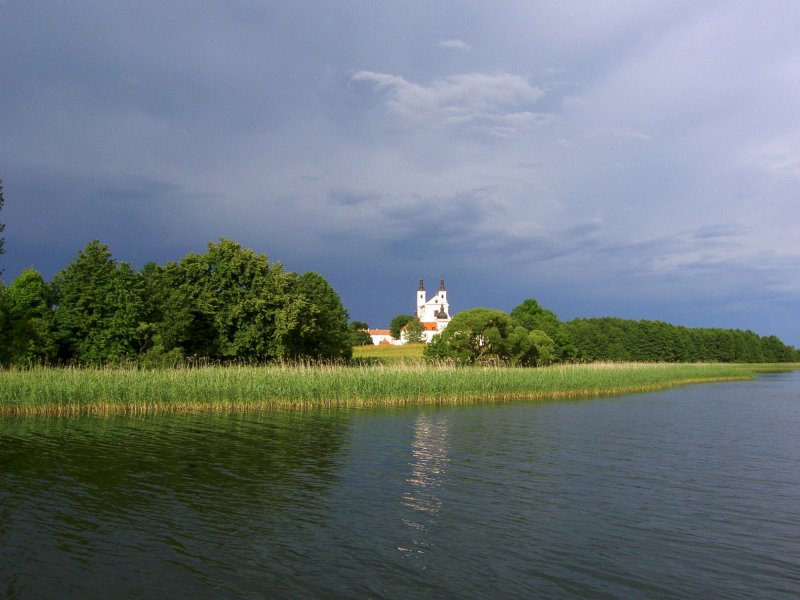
[352,70,548,135]
[586,128,652,143]
[438,38,472,52]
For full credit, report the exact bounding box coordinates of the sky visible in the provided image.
[1,1,799,345]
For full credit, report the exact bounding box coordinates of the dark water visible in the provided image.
[2,372,799,599]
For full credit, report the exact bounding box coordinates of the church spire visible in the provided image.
[439,278,446,291]
[418,279,425,291]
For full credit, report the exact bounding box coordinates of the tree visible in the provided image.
[164,239,306,361]
[507,325,555,366]
[404,318,426,344]
[349,321,374,346]
[390,314,414,340]
[511,298,575,361]
[0,178,5,275]
[52,241,146,363]
[150,240,352,362]
[423,307,517,364]
[1,268,57,365]
[291,271,352,360]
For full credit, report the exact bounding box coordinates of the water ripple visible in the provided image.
[1,373,799,598]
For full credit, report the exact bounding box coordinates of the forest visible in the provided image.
[0,239,354,366]
[0,236,797,367]
[563,317,799,363]
[420,300,799,365]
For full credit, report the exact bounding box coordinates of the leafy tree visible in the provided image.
[52,241,146,363]
[404,318,426,344]
[291,271,352,360]
[507,326,555,366]
[0,178,5,275]
[135,261,190,365]
[150,240,351,362]
[349,321,374,346]
[0,284,7,362]
[423,307,517,364]
[511,298,575,361]
[163,239,305,361]
[1,268,57,365]
[390,314,414,340]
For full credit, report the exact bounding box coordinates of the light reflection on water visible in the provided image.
[398,414,450,566]
[1,372,799,598]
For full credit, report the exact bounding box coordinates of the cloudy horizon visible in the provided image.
[2,1,799,344]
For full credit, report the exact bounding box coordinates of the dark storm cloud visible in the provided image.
[1,1,799,344]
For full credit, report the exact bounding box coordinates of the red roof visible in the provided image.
[401,322,439,331]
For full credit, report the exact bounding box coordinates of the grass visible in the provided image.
[2,361,795,417]
[352,343,426,362]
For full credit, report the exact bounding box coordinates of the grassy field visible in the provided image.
[352,343,426,362]
[1,361,795,416]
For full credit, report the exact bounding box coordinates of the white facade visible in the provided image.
[367,329,404,346]
[366,279,454,345]
[416,279,450,323]
[409,279,452,343]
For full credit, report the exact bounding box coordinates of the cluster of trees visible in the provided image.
[387,314,426,343]
[564,317,799,363]
[422,299,571,366]
[418,298,799,365]
[0,239,355,366]
[0,178,5,274]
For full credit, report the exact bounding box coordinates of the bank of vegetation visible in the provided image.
[2,238,798,369]
[0,362,782,416]
[419,301,800,365]
[0,239,357,367]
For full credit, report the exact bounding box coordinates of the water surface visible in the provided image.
[2,372,799,598]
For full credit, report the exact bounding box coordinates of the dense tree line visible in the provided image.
[423,298,798,365]
[0,178,6,274]
[2,234,797,368]
[0,239,353,366]
[564,317,799,363]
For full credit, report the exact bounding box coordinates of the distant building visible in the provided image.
[367,279,453,345]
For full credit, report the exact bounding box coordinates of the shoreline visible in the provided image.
[1,362,796,417]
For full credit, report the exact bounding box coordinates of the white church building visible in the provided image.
[368,279,453,345]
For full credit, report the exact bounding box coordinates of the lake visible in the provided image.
[1,371,799,598]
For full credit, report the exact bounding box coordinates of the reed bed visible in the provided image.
[0,362,776,417]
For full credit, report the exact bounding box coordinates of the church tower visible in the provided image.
[435,279,449,320]
[416,279,426,319]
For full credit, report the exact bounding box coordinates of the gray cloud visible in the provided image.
[1,1,799,345]
[352,70,548,135]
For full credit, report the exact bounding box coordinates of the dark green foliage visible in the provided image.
[510,298,576,361]
[0,178,5,274]
[423,307,554,365]
[564,317,800,363]
[0,238,354,366]
[404,318,425,343]
[349,321,374,346]
[0,269,57,364]
[141,240,351,362]
[390,314,414,340]
[291,272,352,360]
[52,241,146,364]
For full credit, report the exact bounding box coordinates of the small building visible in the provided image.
[367,328,402,346]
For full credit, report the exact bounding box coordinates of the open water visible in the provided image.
[1,372,799,598]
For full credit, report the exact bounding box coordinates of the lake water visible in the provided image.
[1,372,799,598]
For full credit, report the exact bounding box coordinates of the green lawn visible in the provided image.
[352,343,426,362]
